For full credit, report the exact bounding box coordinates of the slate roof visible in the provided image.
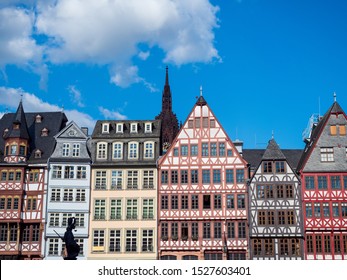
[262,139,286,160]
[296,101,346,172]
[91,120,161,139]
[243,148,303,172]
[5,101,30,140]
[0,110,68,164]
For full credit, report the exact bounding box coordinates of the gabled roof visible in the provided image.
[159,94,248,166]
[243,148,303,172]
[262,138,286,160]
[297,101,347,172]
[0,109,68,164]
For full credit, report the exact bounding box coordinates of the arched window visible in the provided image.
[144,141,154,159]
[112,142,123,159]
[128,142,138,159]
[97,142,107,160]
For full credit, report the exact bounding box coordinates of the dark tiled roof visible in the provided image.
[91,120,161,139]
[262,139,286,160]
[296,101,345,171]
[243,148,303,172]
[0,111,68,164]
[5,101,30,140]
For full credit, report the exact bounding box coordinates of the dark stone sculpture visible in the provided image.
[62,217,80,260]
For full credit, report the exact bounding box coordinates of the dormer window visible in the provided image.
[102,123,109,133]
[3,128,8,138]
[34,149,42,158]
[116,123,123,133]
[145,122,152,133]
[41,128,48,137]
[130,123,137,133]
[35,115,42,123]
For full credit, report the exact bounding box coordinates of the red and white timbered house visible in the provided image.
[0,101,67,259]
[297,99,347,260]
[158,94,249,260]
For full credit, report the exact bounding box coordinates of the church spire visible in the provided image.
[155,66,179,153]
[162,65,172,112]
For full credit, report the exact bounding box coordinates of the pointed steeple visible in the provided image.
[162,65,172,112]
[196,86,207,106]
[6,100,30,140]
[155,66,179,152]
[262,138,286,160]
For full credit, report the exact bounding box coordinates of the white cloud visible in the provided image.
[0,86,96,131]
[68,85,84,107]
[138,51,150,61]
[0,7,47,89]
[98,106,127,120]
[0,0,220,88]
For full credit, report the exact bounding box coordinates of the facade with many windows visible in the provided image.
[0,101,67,259]
[44,121,91,259]
[158,95,249,260]
[88,120,161,259]
[297,100,347,259]
[246,139,304,259]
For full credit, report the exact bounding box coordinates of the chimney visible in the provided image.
[81,127,88,136]
[234,139,243,156]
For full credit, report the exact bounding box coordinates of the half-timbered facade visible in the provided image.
[297,99,347,260]
[44,121,91,259]
[245,139,304,259]
[158,95,249,260]
[0,101,67,259]
[88,120,161,260]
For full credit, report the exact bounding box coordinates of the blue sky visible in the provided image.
[1,0,347,149]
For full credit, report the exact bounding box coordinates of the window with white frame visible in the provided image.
[72,144,80,157]
[52,165,62,179]
[126,199,138,219]
[128,142,138,159]
[116,123,123,133]
[94,199,106,220]
[127,170,138,189]
[62,213,73,227]
[112,142,123,159]
[75,213,85,227]
[92,230,105,251]
[111,170,123,189]
[130,123,137,133]
[142,229,154,252]
[143,170,154,189]
[62,143,70,157]
[320,147,334,162]
[126,229,137,252]
[145,123,152,133]
[51,188,61,202]
[63,189,73,201]
[64,166,75,179]
[142,199,154,219]
[144,142,154,159]
[110,199,122,220]
[95,171,107,190]
[97,142,107,159]
[102,123,109,133]
[76,166,87,179]
[109,230,121,252]
[76,189,86,202]
[48,238,60,256]
[49,213,60,227]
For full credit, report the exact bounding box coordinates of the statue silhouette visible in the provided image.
[62,217,80,260]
